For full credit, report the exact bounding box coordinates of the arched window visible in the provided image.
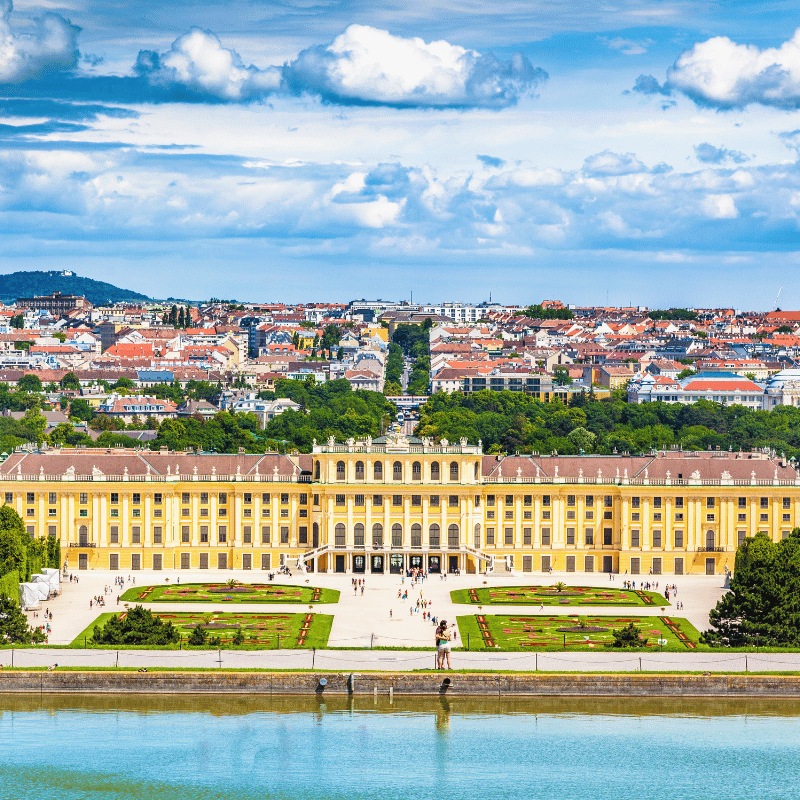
[474,461,479,481]
[372,523,383,548]
[334,523,346,547]
[392,523,402,548]
[412,461,421,481]
[314,460,320,480]
[473,523,481,548]
[79,525,88,545]
[355,460,365,480]
[430,461,440,481]
[374,461,383,480]
[354,523,365,548]
[429,523,440,548]
[449,461,459,481]
[312,522,319,548]
[336,460,346,480]
[448,524,460,548]
[393,460,403,481]
[411,523,422,548]
[706,530,715,550]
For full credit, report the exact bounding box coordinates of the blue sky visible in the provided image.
[1,0,800,306]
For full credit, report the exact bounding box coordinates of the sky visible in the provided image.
[1,1,800,307]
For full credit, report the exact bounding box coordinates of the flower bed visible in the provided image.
[456,613,701,651]
[73,610,333,649]
[452,585,667,607]
[120,583,339,604]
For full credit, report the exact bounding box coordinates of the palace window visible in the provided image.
[372,523,383,548]
[429,523,440,548]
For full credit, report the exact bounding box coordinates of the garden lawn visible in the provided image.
[455,614,702,652]
[451,585,668,607]
[120,582,339,604]
[70,611,333,649]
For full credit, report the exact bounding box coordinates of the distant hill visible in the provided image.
[0,271,150,306]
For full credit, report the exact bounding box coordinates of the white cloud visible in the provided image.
[282,24,546,108]
[132,23,546,107]
[582,150,647,176]
[134,27,281,101]
[0,0,79,82]
[667,28,800,109]
[603,37,650,56]
[694,142,750,164]
[702,193,738,219]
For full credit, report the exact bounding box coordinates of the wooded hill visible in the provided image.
[0,271,150,305]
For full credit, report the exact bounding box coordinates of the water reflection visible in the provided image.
[3,694,800,800]
[3,692,800,717]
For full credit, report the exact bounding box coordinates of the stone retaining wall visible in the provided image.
[1,671,800,696]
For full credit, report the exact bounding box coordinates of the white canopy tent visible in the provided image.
[41,568,60,595]
[19,582,40,610]
[30,577,49,601]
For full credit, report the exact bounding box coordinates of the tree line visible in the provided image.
[415,389,800,458]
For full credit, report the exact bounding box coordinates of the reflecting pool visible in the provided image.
[2,695,798,799]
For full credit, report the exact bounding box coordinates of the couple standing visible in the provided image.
[436,620,452,669]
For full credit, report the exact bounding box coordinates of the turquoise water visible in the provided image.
[2,696,799,799]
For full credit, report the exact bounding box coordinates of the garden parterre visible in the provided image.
[72,611,333,649]
[451,585,668,607]
[120,582,340,604]
[455,614,701,651]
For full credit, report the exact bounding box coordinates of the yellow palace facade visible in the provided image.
[1,434,798,576]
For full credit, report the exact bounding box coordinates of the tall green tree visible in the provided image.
[17,374,42,393]
[59,372,81,391]
[0,594,46,644]
[703,530,800,647]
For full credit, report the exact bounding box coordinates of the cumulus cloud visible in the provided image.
[582,150,647,176]
[0,19,546,108]
[477,154,505,168]
[129,24,547,107]
[639,28,800,109]
[281,24,546,108]
[134,28,282,102]
[0,0,79,82]
[694,143,750,164]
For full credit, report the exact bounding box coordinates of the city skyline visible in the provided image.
[0,1,799,306]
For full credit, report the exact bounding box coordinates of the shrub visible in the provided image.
[611,622,648,648]
[92,605,179,646]
[188,625,208,646]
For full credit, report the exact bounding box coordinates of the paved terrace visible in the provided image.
[9,568,785,673]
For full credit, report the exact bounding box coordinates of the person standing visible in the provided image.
[436,620,452,670]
